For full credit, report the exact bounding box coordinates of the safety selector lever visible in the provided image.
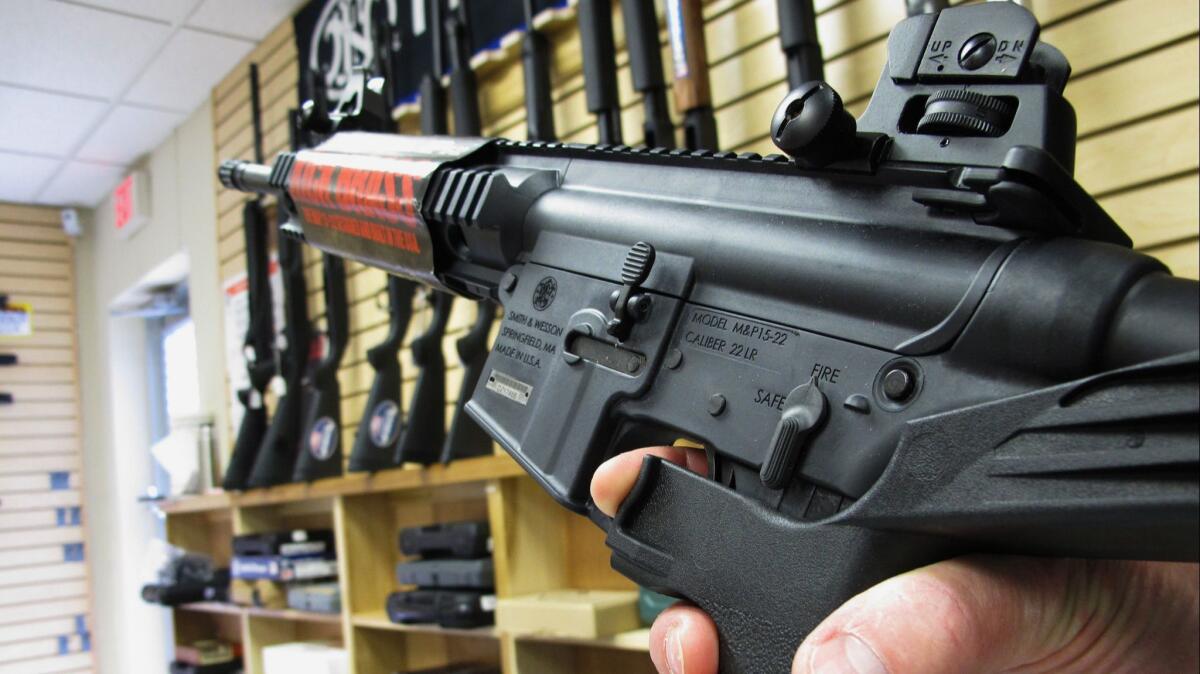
[607,241,655,341]
[760,377,828,489]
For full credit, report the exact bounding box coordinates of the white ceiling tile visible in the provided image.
[0,152,62,204]
[124,29,254,112]
[0,85,109,157]
[36,160,127,207]
[65,0,199,24]
[75,105,185,164]
[186,0,305,40]
[0,2,172,99]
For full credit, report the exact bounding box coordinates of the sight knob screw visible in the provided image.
[770,81,857,167]
[959,33,997,71]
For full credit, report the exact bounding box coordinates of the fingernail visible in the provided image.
[665,624,686,674]
[802,634,888,674]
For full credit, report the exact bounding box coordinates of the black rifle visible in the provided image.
[289,75,357,483]
[578,0,622,144]
[440,2,496,463]
[244,111,311,489]
[220,5,1200,671]
[906,0,948,15]
[291,251,348,481]
[348,20,420,473]
[521,0,556,142]
[396,0,456,465]
[665,0,718,150]
[0,325,14,402]
[222,64,276,490]
[621,0,675,148]
[777,0,824,88]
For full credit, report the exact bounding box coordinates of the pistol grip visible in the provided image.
[605,457,946,674]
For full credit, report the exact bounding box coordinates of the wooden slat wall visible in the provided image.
[0,204,92,672]
[212,0,1199,466]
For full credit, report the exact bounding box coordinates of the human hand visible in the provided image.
[590,446,1200,674]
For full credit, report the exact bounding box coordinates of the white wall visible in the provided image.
[75,99,228,674]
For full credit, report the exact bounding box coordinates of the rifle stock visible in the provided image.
[396,292,453,464]
[349,277,416,471]
[293,253,349,481]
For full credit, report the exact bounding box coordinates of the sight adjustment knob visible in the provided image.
[770,81,857,167]
[916,89,1015,137]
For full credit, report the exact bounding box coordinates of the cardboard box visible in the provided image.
[229,579,287,609]
[496,590,639,638]
[262,642,347,674]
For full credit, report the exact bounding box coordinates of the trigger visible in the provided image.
[760,377,828,489]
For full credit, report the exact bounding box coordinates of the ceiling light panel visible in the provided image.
[75,105,186,165]
[125,29,254,112]
[0,85,110,157]
[0,2,172,99]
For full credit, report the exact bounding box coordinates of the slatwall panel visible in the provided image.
[0,204,92,673]
[211,0,1199,469]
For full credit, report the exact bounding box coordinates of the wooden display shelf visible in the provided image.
[159,454,523,513]
[163,464,645,673]
[351,609,499,639]
[512,627,651,652]
[177,601,343,625]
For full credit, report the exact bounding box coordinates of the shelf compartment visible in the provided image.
[350,623,501,673]
[509,637,657,674]
[243,613,344,674]
[338,481,491,618]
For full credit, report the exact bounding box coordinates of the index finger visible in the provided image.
[590,445,708,517]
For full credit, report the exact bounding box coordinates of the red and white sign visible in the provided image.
[113,171,150,238]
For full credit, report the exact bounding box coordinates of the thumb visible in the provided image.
[791,556,1199,674]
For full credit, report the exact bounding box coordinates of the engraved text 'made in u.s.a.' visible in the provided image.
[494,342,543,369]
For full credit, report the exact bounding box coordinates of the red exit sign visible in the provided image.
[112,172,150,238]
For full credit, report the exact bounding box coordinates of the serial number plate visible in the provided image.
[486,369,533,405]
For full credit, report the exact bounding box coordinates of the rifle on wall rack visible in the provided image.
[396,0,456,466]
[522,0,556,142]
[666,0,719,150]
[348,19,419,473]
[242,109,311,489]
[290,75,354,483]
[0,343,13,405]
[906,0,949,16]
[578,0,623,144]
[776,0,824,89]
[221,64,276,490]
[621,0,675,148]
